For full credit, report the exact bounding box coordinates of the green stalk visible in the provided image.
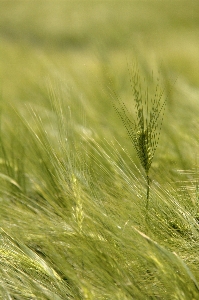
[111,65,166,216]
[146,173,150,211]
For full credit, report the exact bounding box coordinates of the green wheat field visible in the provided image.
[1,1,199,299]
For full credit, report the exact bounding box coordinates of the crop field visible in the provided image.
[1,0,199,299]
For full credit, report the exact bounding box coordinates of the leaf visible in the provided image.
[0,173,22,190]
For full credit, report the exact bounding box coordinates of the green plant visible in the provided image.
[111,66,166,209]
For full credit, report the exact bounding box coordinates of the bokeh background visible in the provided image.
[1,0,199,91]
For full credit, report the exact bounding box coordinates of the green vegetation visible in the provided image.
[111,66,167,209]
[1,0,199,299]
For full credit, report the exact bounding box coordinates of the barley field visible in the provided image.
[1,1,199,299]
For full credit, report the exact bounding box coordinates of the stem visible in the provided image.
[146,174,150,210]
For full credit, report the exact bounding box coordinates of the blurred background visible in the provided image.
[1,0,199,86]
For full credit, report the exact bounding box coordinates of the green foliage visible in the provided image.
[1,0,199,299]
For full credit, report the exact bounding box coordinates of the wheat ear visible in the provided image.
[111,66,166,209]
